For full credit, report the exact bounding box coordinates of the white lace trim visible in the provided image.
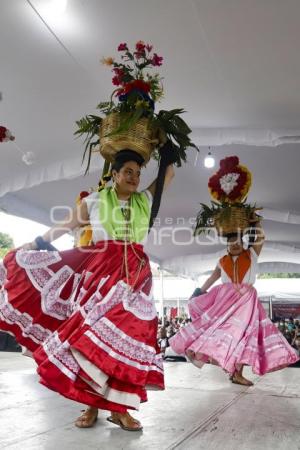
[43,331,80,378]
[40,266,77,320]
[95,316,155,356]
[16,249,61,269]
[15,249,84,320]
[84,277,156,324]
[121,280,157,320]
[0,288,51,344]
[0,261,7,285]
[153,353,164,371]
[23,266,54,292]
[87,317,163,372]
[84,282,121,326]
[85,329,163,374]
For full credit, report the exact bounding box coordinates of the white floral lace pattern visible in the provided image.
[0,261,7,286]
[15,249,82,320]
[84,278,156,325]
[121,280,157,320]
[83,292,102,315]
[80,276,110,315]
[0,289,51,344]
[16,250,61,269]
[43,331,80,379]
[26,267,53,291]
[90,317,156,364]
[84,281,124,326]
[153,353,164,371]
[85,329,164,374]
[41,266,78,320]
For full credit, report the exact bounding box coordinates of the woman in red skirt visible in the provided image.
[0,149,174,431]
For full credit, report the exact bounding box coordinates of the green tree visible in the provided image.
[0,232,14,258]
[258,272,300,279]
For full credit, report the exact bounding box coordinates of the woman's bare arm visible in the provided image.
[200,266,221,292]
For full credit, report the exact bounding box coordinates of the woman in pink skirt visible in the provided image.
[170,223,299,385]
[0,149,175,431]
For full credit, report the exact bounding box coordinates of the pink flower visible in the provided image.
[135,40,145,52]
[0,126,7,141]
[112,75,122,86]
[151,53,163,66]
[117,42,128,51]
[0,126,14,142]
[113,67,124,77]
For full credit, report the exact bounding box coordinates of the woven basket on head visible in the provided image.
[99,113,158,163]
[213,206,253,236]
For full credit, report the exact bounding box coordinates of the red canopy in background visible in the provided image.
[273,303,300,319]
[170,307,178,319]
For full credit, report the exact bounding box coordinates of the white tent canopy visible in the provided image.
[1,0,300,279]
[154,278,300,304]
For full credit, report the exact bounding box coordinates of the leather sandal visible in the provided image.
[107,412,143,431]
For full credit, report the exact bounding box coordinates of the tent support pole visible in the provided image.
[159,267,165,325]
[269,296,273,320]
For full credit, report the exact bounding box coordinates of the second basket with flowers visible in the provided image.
[195,156,262,236]
[75,40,198,173]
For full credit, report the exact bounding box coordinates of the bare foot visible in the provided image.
[186,349,195,360]
[75,407,98,428]
[231,372,253,386]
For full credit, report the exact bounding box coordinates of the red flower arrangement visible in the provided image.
[116,79,151,97]
[101,40,164,105]
[75,40,198,173]
[195,156,259,235]
[208,156,252,203]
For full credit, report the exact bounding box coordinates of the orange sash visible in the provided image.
[219,250,251,283]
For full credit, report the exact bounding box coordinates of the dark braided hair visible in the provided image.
[98,150,144,191]
[226,232,243,242]
[226,228,257,249]
[111,149,145,172]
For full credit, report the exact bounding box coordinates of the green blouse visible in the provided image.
[98,187,151,243]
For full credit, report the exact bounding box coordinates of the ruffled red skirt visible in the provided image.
[0,241,164,412]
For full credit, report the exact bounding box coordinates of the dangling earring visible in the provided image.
[112,178,116,191]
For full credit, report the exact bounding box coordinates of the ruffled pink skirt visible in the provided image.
[170,283,298,375]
